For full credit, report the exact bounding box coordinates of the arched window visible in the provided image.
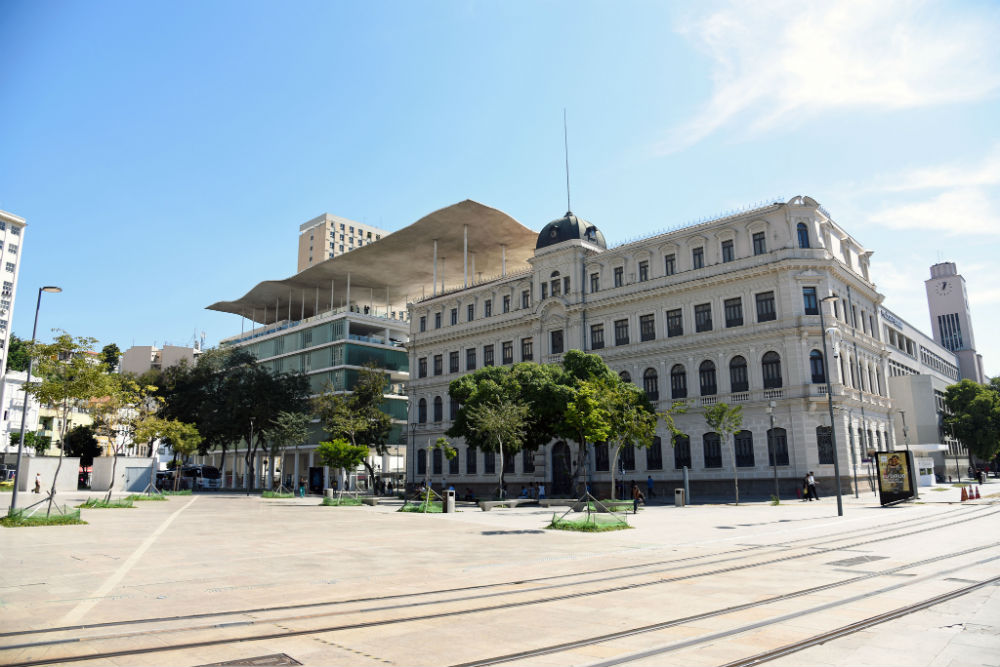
[699,360,717,396]
[735,430,755,467]
[619,370,632,384]
[674,435,691,469]
[767,427,789,466]
[417,449,427,475]
[646,436,663,470]
[620,444,635,471]
[817,426,834,464]
[432,448,443,474]
[797,222,810,248]
[418,397,427,423]
[729,356,749,392]
[671,364,687,399]
[550,270,562,297]
[595,442,609,471]
[449,450,459,474]
[522,449,535,473]
[643,368,659,400]
[703,432,721,468]
[762,351,782,389]
[810,350,826,384]
[433,396,443,422]
[466,446,477,474]
[450,396,460,420]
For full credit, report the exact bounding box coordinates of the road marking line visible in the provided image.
[60,497,198,625]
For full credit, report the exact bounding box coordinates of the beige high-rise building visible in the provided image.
[297,213,390,272]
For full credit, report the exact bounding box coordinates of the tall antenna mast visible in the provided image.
[563,108,571,213]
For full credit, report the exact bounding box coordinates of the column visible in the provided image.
[463,224,468,288]
[433,239,438,296]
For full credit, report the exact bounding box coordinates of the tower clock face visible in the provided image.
[935,280,953,296]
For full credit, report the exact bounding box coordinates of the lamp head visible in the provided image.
[820,294,839,303]
[41,286,62,293]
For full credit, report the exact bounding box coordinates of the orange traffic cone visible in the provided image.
[960,487,968,502]
[975,486,981,499]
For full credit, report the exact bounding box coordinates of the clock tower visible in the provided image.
[925,262,985,383]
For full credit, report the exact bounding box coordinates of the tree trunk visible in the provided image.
[104,447,120,503]
[497,436,505,500]
[46,401,71,517]
[610,444,620,501]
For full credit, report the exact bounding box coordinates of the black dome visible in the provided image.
[535,211,607,250]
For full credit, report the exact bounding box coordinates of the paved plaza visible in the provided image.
[1,480,998,667]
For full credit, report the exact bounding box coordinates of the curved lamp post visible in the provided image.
[9,286,61,516]
[819,294,844,517]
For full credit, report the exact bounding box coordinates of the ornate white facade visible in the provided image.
[407,196,898,498]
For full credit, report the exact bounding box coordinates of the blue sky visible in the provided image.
[1,0,998,376]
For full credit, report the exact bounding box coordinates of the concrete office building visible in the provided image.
[925,262,985,384]
[120,344,202,376]
[0,371,40,454]
[0,210,27,458]
[880,306,968,482]
[407,196,899,498]
[297,213,390,272]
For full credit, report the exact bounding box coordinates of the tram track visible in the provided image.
[2,503,997,667]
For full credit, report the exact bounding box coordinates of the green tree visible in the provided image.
[91,374,162,501]
[463,401,528,498]
[316,438,369,499]
[604,378,657,500]
[10,431,53,457]
[101,343,122,373]
[943,379,1000,463]
[23,333,114,516]
[263,411,311,491]
[705,402,744,504]
[160,420,203,491]
[63,425,100,467]
[313,363,393,487]
[6,334,30,372]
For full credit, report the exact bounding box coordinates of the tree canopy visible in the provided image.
[63,425,100,467]
[100,343,122,373]
[944,379,1000,462]
[6,334,29,372]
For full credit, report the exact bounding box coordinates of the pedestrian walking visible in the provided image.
[631,481,645,514]
[298,476,306,498]
[538,482,546,500]
[33,473,41,494]
[802,474,810,501]
[646,475,655,499]
[807,471,819,500]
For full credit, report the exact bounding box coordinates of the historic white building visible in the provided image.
[407,196,899,498]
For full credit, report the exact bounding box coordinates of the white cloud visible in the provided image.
[661,0,1000,153]
[877,144,1000,192]
[868,188,1000,235]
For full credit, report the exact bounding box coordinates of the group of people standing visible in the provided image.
[802,471,819,501]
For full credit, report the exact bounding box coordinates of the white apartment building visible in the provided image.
[120,344,202,376]
[0,371,40,454]
[0,210,25,377]
[408,196,899,498]
[297,213,390,272]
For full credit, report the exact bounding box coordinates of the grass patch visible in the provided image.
[586,500,634,512]
[125,493,167,501]
[263,491,294,499]
[398,501,443,513]
[2,508,85,527]
[77,498,134,509]
[770,495,780,505]
[547,513,630,532]
[0,481,13,492]
[321,496,363,506]
[160,489,193,496]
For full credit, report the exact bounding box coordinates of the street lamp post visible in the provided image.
[9,286,61,516]
[899,410,910,452]
[819,294,844,517]
[847,409,859,498]
[767,400,779,499]
[246,417,254,496]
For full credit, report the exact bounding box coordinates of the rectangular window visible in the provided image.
[692,247,704,269]
[614,266,624,287]
[614,319,629,346]
[419,316,426,332]
[450,308,458,325]
[721,240,734,262]
[7,244,16,254]
[483,344,494,367]
[449,351,459,373]
[466,446,477,474]
[595,443,609,471]
[521,337,533,361]
[724,297,743,327]
[541,283,548,299]
[521,290,530,309]
[735,431,755,466]
[667,308,683,337]
[484,451,495,474]
[502,295,510,313]
[590,324,605,350]
[640,314,655,342]
[418,357,427,378]
[9,226,18,236]
[484,300,492,317]
[550,330,564,355]
[466,348,476,371]
[694,303,713,332]
[638,260,649,282]
[755,291,776,322]
[674,436,692,469]
[703,434,722,468]
[646,437,663,470]
[502,341,513,364]
[563,276,570,294]
[433,355,442,375]
[467,304,475,322]
[434,312,442,329]
[803,287,818,315]
[590,272,600,293]
[752,232,766,255]
[522,449,535,473]
[664,254,676,276]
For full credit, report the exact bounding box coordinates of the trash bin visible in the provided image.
[674,488,685,507]
[444,489,456,513]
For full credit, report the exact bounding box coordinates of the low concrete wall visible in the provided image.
[91,457,155,492]
[14,456,80,493]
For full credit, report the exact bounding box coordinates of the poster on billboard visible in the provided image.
[876,451,915,506]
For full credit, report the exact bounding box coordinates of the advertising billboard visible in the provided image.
[876,450,916,506]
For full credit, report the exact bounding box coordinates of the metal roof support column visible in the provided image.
[463,225,468,288]
[432,239,438,297]
[315,287,319,317]
[275,297,279,323]
[300,290,305,321]
[471,254,476,285]
[288,290,292,322]
[330,280,335,313]
[501,244,506,276]
[346,272,351,312]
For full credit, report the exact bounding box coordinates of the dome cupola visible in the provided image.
[535,211,606,250]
